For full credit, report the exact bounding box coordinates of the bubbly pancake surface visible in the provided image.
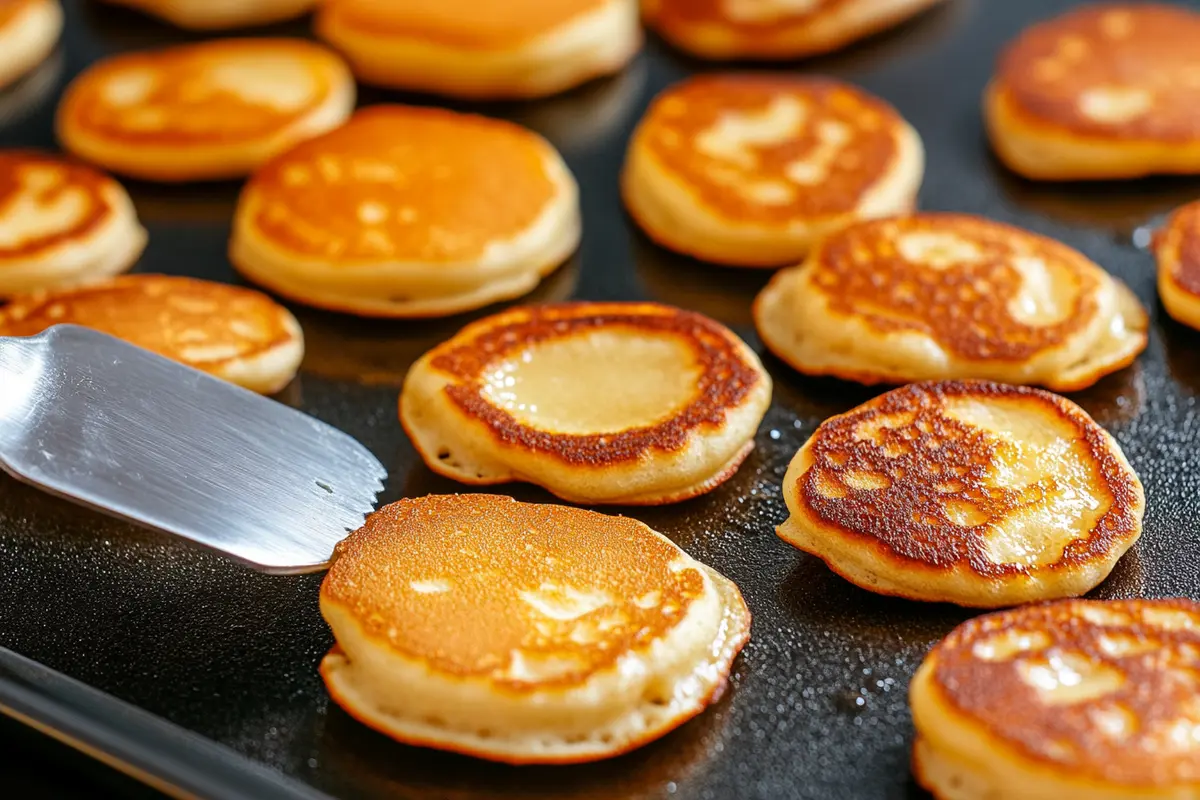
[0,151,114,260]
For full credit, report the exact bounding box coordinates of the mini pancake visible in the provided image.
[320,494,751,764]
[986,4,1200,180]
[777,381,1144,607]
[0,0,61,90]
[622,75,923,267]
[641,0,946,60]
[912,599,1200,799]
[0,274,304,393]
[56,39,355,182]
[0,150,145,297]
[1155,200,1200,332]
[753,213,1148,391]
[231,105,580,318]
[98,0,317,30]
[400,302,772,505]
[315,0,640,100]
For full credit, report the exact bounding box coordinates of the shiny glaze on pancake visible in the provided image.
[997,4,1200,141]
[244,106,557,264]
[928,599,1200,786]
[318,0,607,48]
[796,381,1142,579]
[809,213,1103,363]
[423,302,762,466]
[637,75,902,223]
[1156,200,1200,297]
[0,274,297,370]
[0,151,113,260]
[58,39,343,147]
[322,494,712,693]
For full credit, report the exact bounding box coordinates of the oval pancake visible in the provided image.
[1155,200,1200,332]
[753,213,1148,391]
[0,274,304,393]
[400,302,772,505]
[0,0,61,91]
[315,0,640,100]
[622,75,923,268]
[231,105,580,319]
[56,39,355,182]
[641,0,945,60]
[320,494,751,764]
[912,599,1200,799]
[98,0,317,29]
[986,4,1200,180]
[777,381,1144,607]
[0,150,145,297]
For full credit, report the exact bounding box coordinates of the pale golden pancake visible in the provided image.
[400,302,772,505]
[1155,200,1200,332]
[231,105,580,318]
[642,0,946,60]
[315,0,640,100]
[0,274,303,393]
[99,0,317,29]
[623,75,923,268]
[0,0,60,90]
[320,494,750,764]
[913,599,1200,799]
[56,39,355,182]
[986,4,1200,180]
[0,150,145,297]
[777,381,1144,607]
[754,213,1148,390]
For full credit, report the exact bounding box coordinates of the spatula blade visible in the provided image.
[0,325,386,573]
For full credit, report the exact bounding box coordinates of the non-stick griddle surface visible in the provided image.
[2,1,1199,797]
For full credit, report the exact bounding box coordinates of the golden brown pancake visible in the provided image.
[0,0,61,91]
[754,213,1148,390]
[56,38,355,182]
[1155,200,1200,332]
[912,599,1200,799]
[641,0,946,60]
[231,105,580,318]
[0,274,304,393]
[622,75,923,267]
[986,4,1200,180]
[777,381,1144,607]
[320,494,751,764]
[400,302,772,505]
[98,0,318,30]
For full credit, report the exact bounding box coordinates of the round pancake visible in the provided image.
[0,274,304,393]
[0,150,146,297]
[912,599,1200,799]
[986,4,1200,180]
[56,39,355,182]
[753,213,1148,390]
[0,0,61,91]
[315,0,640,100]
[400,302,772,505]
[641,0,945,60]
[98,0,317,29]
[777,381,1144,607]
[1155,200,1200,332]
[231,105,580,318]
[622,75,923,267]
[320,494,751,764]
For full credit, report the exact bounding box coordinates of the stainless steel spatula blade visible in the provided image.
[0,325,386,574]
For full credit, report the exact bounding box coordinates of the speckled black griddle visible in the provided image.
[2,1,1199,798]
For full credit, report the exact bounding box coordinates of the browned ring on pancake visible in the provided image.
[0,150,114,259]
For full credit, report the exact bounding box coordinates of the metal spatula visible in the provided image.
[0,325,386,574]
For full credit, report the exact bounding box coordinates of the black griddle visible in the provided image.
[2,1,1199,797]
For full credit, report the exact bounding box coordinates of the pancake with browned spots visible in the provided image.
[400,302,771,505]
[641,0,945,60]
[231,105,580,318]
[986,4,1200,180]
[1155,200,1200,333]
[320,494,751,763]
[0,150,145,296]
[754,213,1147,390]
[912,598,1200,798]
[777,381,1144,607]
[622,74,923,267]
[0,274,303,393]
[315,0,639,99]
[97,0,316,29]
[0,0,60,90]
[56,39,354,182]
